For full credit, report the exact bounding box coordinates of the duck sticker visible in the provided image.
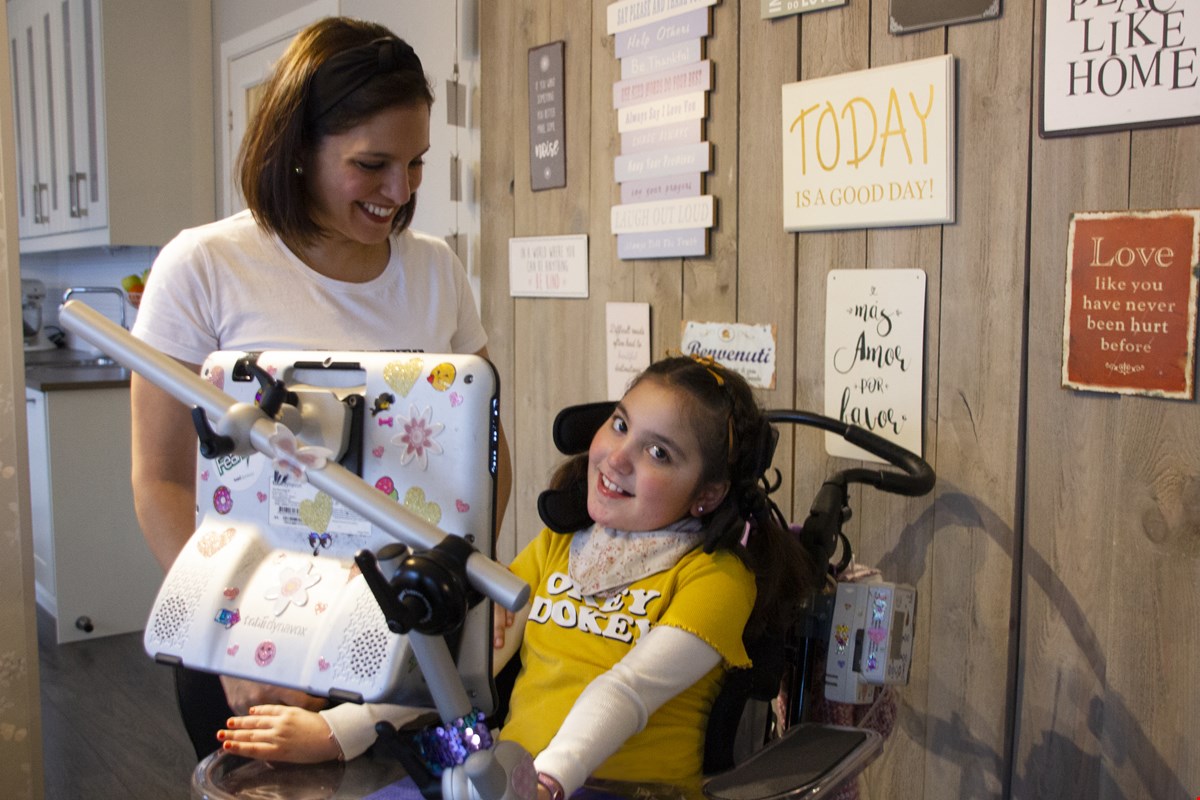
[428,362,456,392]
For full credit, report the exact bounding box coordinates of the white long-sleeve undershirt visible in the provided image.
[532,624,722,796]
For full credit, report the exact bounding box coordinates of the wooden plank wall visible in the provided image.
[1018,2,1200,798]
[480,1,1200,798]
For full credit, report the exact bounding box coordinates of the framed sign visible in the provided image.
[889,0,1000,34]
[508,235,589,298]
[761,0,847,20]
[782,55,956,232]
[529,41,566,190]
[607,302,652,400]
[824,269,926,462]
[680,321,778,389]
[1062,210,1199,399]
[1041,2,1200,137]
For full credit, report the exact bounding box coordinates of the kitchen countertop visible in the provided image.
[25,348,131,391]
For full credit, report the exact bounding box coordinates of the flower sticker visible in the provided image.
[392,405,444,470]
[269,423,334,483]
[264,561,321,616]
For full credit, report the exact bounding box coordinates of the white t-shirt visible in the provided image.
[132,211,488,760]
[133,210,487,364]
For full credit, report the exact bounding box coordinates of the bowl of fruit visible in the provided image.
[121,269,150,308]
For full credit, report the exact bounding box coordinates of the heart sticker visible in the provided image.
[318,658,330,671]
[455,499,470,513]
[227,644,239,656]
[372,446,385,458]
[256,491,267,503]
[196,528,236,557]
[299,492,333,533]
[224,587,239,599]
[403,486,442,526]
[383,358,423,398]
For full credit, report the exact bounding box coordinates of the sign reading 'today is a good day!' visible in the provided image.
[782,55,956,232]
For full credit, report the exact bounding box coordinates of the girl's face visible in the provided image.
[587,380,728,532]
[306,103,430,250]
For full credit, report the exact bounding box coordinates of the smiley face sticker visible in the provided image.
[254,641,277,667]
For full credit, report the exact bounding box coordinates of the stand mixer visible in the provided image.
[20,278,56,352]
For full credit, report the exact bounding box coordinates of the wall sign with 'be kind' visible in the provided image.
[1062,209,1200,400]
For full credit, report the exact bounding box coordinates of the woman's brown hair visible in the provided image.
[237,17,434,249]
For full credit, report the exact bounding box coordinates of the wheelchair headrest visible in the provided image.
[551,401,617,455]
[537,402,615,532]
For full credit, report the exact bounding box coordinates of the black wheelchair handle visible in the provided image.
[765,409,935,497]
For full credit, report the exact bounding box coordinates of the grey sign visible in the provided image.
[529,41,567,191]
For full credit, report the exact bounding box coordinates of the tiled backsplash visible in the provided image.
[20,246,156,350]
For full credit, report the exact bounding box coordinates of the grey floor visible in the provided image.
[36,607,196,799]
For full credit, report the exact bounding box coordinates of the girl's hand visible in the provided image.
[220,675,327,716]
[217,705,342,763]
[493,602,516,649]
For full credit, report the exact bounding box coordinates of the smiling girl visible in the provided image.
[496,355,820,798]
[213,356,818,788]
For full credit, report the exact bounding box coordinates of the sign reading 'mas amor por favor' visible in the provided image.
[782,55,956,231]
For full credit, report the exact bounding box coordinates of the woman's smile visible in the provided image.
[359,201,397,221]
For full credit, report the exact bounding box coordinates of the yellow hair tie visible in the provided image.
[689,354,726,386]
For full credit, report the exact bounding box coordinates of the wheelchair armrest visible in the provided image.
[702,723,883,800]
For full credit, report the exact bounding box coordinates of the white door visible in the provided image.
[221,1,338,217]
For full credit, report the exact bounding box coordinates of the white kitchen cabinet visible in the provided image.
[7,0,214,253]
[25,385,164,643]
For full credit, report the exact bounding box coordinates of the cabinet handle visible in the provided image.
[69,173,79,217]
[33,183,47,224]
[72,173,88,217]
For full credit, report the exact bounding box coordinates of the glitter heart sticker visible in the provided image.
[383,357,423,397]
[298,492,333,533]
[196,528,236,557]
[403,486,442,526]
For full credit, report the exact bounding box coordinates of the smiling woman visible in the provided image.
[126,15,511,764]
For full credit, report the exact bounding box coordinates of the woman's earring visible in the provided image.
[697,505,705,515]
[293,165,304,175]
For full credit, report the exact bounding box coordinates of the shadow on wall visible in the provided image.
[870,490,1187,799]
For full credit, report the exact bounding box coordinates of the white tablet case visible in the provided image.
[143,351,499,707]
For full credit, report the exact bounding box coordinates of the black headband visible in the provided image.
[307,37,424,121]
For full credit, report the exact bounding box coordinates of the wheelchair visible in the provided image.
[60,301,934,800]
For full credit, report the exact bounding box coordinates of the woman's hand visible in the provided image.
[217,705,342,763]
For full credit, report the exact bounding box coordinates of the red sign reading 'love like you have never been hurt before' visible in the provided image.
[1062,209,1200,400]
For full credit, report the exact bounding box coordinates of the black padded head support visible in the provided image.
[551,401,617,455]
[537,401,616,532]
